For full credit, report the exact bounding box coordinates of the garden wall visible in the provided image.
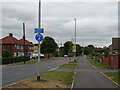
[102,55,119,69]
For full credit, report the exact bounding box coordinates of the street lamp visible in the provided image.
[74,18,76,61]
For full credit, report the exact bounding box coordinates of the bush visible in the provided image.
[2,50,11,57]
[2,55,30,64]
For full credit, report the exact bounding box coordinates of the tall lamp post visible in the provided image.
[37,0,41,81]
[74,18,76,61]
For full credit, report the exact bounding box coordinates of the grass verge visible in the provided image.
[15,57,56,65]
[88,57,113,69]
[59,63,77,69]
[5,71,74,88]
[103,72,120,85]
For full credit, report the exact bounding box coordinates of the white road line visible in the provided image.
[48,66,59,71]
[101,72,120,87]
[71,70,77,90]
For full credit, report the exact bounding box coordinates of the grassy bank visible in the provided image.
[5,71,74,88]
[88,57,113,69]
[103,72,120,85]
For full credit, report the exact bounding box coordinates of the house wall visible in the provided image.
[2,44,34,56]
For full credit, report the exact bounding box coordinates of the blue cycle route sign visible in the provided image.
[34,28,44,33]
[35,34,43,41]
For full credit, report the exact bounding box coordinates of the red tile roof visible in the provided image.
[0,36,19,44]
[0,34,34,46]
[19,39,34,46]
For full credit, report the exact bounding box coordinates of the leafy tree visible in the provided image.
[83,45,95,55]
[83,47,90,55]
[88,45,94,49]
[52,51,58,57]
[41,36,58,58]
[2,50,11,57]
[64,41,73,55]
[76,44,82,56]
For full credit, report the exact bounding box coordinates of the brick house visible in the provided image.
[0,33,34,57]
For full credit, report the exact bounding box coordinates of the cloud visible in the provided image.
[1,1,118,47]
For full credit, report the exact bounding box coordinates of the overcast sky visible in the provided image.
[1,0,119,47]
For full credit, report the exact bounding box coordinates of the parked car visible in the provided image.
[64,55,68,58]
[30,53,45,59]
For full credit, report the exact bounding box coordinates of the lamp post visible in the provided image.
[74,18,76,61]
[37,0,41,81]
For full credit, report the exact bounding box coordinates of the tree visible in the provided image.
[83,45,95,55]
[41,36,58,58]
[83,47,90,55]
[76,44,82,56]
[64,41,73,56]
[88,45,94,49]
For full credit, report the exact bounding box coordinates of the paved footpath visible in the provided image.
[73,55,119,89]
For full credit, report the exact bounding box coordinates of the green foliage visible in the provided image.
[76,44,82,56]
[88,57,113,69]
[83,47,90,55]
[88,45,94,48]
[52,51,58,57]
[41,36,58,57]
[1,55,30,64]
[2,50,11,57]
[91,52,101,56]
[64,41,73,55]
[83,45,95,55]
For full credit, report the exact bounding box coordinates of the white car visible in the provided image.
[64,55,68,58]
[30,53,45,59]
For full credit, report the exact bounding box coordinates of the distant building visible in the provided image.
[112,38,120,51]
[0,33,34,57]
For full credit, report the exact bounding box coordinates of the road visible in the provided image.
[2,57,69,87]
[73,55,119,89]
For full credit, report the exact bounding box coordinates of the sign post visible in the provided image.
[35,0,44,81]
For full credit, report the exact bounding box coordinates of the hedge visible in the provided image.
[0,55,30,64]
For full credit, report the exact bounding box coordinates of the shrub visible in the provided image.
[1,57,13,64]
[2,55,30,64]
[2,50,11,57]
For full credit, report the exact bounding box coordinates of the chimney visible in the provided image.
[9,33,13,37]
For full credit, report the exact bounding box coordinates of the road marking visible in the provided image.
[101,72,120,87]
[86,59,97,69]
[55,60,69,62]
[71,71,76,90]
[48,66,59,71]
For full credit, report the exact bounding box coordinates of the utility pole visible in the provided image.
[74,18,76,61]
[23,22,26,63]
[37,0,41,81]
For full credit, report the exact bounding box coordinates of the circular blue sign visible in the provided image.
[35,34,43,41]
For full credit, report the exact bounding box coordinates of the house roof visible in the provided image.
[0,33,34,46]
[19,39,34,46]
[0,36,19,44]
